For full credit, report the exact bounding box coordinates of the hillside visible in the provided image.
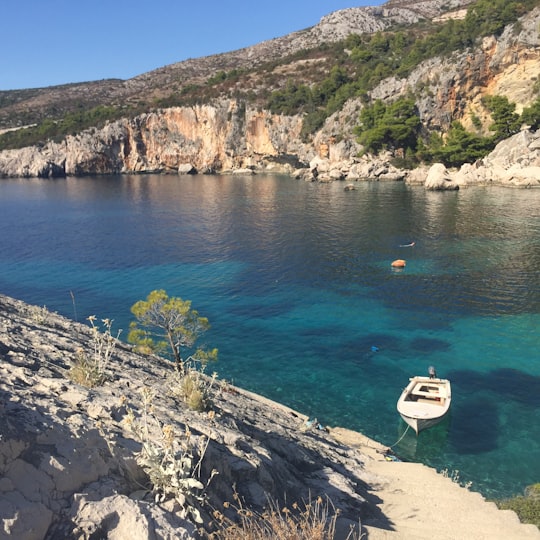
[0,0,539,187]
[1,293,539,539]
[0,0,475,131]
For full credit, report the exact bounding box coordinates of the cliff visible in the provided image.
[1,296,539,539]
[0,102,308,177]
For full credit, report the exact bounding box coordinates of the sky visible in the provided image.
[1,0,384,91]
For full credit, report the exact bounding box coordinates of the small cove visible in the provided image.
[0,173,539,499]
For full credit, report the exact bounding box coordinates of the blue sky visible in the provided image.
[1,0,382,90]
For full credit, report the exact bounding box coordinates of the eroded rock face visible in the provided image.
[0,1,477,131]
[0,102,308,179]
[0,294,381,538]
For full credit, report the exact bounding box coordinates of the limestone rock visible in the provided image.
[405,165,429,185]
[231,167,255,175]
[485,130,540,168]
[0,4,539,190]
[451,130,540,187]
[292,167,313,181]
[501,165,540,187]
[0,293,537,539]
[0,491,53,540]
[0,102,308,179]
[178,163,197,175]
[425,163,460,190]
[67,494,195,540]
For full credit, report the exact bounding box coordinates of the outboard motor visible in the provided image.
[428,365,437,379]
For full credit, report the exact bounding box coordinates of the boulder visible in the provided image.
[502,165,540,187]
[292,167,314,181]
[329,168,345,180]
[177,163,197,175]
[425,163,459,190]
[232,167,255,175]
[484,130,540,168]
[309,156,330,174]
[405,166,429,185]
[377,169,406,181]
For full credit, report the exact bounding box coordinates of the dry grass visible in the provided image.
[26,304,52,325]
[208,493,363,540]
[68,347,107,387]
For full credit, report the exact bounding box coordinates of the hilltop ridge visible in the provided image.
[0,0,474,130]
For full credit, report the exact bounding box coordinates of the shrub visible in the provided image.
[68,316,121,387]
[123,387,218,523]
[167,361,217,412]
[496,483,540,528]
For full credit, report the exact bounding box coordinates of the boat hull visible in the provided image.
[397,376,451,435]
[399,409,450,435]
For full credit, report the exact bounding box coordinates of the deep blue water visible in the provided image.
[1,174,539,499]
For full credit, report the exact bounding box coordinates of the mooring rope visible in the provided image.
[389,424,411,448]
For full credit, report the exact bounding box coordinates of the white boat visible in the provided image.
[397,373,451,435]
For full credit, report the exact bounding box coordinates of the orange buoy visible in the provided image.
[391,259,406,268]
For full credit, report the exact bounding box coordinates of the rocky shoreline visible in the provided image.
[1,121,538,190]
[1,293,539,539]
[288,128,540,189]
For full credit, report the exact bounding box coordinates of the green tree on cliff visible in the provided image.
[482,95,522,141]
[355,97,421,155]
[521,96,540,130]
[128,289,217,372]
[426,121,495,167]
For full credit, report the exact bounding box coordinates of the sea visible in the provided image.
[0,173,539,500]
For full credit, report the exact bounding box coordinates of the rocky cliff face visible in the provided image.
[0,102,308,177]
[0,3,539,186]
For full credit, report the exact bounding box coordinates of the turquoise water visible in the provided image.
[0,174,539,499]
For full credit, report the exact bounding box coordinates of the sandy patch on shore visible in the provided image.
[330,427,540,540]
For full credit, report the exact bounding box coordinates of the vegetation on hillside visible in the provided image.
[496,483,540,529]
[0,104,136,150]
[354,97,421,155]
[266,0,540,141]
[1,0,539,168]
[356,92,540,167]
[353,91,540,167]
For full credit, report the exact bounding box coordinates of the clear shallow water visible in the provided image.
[1,174,539,499]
